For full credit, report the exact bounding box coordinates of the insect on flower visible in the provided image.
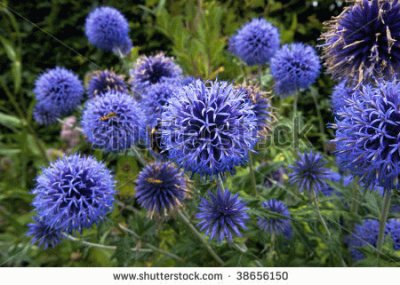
[99,112,117,121]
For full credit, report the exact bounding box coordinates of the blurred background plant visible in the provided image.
[1,0,399,266]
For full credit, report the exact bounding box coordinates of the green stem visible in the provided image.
[312,190,331,238]
[131,146,147,166]
[118,224,184,262]
[217,174,225,191]
[377,190,392,254]
[64,234,152,253]
[310,89,327,154]
[177,209,224,266]
[248,152,258,196]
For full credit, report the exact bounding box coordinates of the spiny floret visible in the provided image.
[87,70,128,98]
[238,84,273,138]
[85,6,132,54]
[33,67,84,124]
[82,91,144,152]
[27,217,63,249]
[135,162,188,217]
[321,0,400,84]
[270,43,321,97]
[161,80,258,177]
[347,219,382,261]
[130,53,182,95]
[257,199,292,238]
[386,218,400,250]
[289,151,332,193]
[331,81,355,114]
[196,188,249,242]
[334,79,400,190]
[32,154,115,233]
[229,18,280,65]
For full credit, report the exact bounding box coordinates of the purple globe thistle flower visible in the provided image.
[141,81,178,128]
[289,151,332,193]
[348,219,381,261]
[196,188,249,242]
[27,217,63,249]
[334,79,400,190]
[135,162,188,217]
[32,154,115,233]
[33,67,84,122]
[229,18,280,65]
[161,80,258,177]
[181,76,196,86]
[257,199,292,238]
[239,84,273,138]
[386,219,400,250]
[331,81,354,114]
[270,43,321,97]
[85,6,132,55]
[82,91,143,152]
[322,0,400,84]
[33,103,60,125]
[130,53,182,95]
[87,70,128,98]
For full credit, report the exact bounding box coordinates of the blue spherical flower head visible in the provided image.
[271,43,321,98]
[239,84,273,138]
[130,53,182,95]
[386,219,400,250]
[289,151,332,193]
[229,18,280,65]
[331,81,354,114]
[32,154,115,233]
[322,0,400,83]
[87,70,128,98]
[27,217,63,249]
[334,79,400,190]
[34,67,84,120]
[135,162,188,218]
[257,199,292,238]
[82,91,143,152]
[33,103,60,125]
[85,6,132,54]
[196,188,249,242]
[348,219,381,261]
[142,81,178,128]
[161,80,258,177]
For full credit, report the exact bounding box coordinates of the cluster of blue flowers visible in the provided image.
[26,1,400,265]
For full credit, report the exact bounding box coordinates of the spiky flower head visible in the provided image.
[33,103,59,125]
[289,151,332,193]
[141,81,178,128]
[229,18,280,65]
[334,79,400,190]
[82,91,143,152]
[270,43,321,97]
[331,81,355,114]
[348,219,381,261]
[161,80,258,177]
[322,0,400,84]
[196,188,249,242]
[135,162,188,217]
[130,53,182,95]
[27,217,63,249]
[238,84,273,138]
[257,199,292,238]
[33,67,84,124]
[87,70,128,98]
[32,154,115,233]
[386,218,400,250]
[85,6,132,54]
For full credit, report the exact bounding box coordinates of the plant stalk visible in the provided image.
[377,190,392,254]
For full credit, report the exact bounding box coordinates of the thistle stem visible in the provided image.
[64,234,152,253]
[177,209,224,266]
[118,224,184,262]
[310,89,327,154]
[377,190,392,255]
[312,190,331,238]
[217,174,225,191]
[248,152,258,196]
